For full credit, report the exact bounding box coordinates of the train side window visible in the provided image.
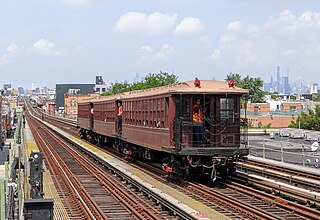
[175,95,191,119]
[165,97,169,127]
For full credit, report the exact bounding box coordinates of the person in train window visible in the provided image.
[117,102,123,133]
[192,98,203,146]
[117,102,123,117]
[203,106,210,129]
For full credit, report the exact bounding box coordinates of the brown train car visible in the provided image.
[77,79,249,181]
[77,101,91,130]
[78,94,121,138]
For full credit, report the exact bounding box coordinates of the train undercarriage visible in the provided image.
[79,128,246,182]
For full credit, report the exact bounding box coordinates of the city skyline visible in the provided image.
[3,64,320,93]
[1,1,320,88]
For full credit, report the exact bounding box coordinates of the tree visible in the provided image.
[289,105,320,131]
[312,94,320,101]
[101,71,178,96]
[101,81,131,96]
[289,95,297,101]
[225,73,265,103]
[271,92,279,100]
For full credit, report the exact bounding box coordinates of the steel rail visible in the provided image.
[28,113,175,220]
[226,179,320,220]
[45,126,164,220]
[28,116,97,219]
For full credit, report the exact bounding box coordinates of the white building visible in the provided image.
[94,75,108,93]
[31,82,39,91]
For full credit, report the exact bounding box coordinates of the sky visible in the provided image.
[1,0,320,89]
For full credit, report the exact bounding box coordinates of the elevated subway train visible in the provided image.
[77,79,249,181]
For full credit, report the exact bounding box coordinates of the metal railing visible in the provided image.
[241,109,307,117]
[175,117,246,148]
[246,140,320,168]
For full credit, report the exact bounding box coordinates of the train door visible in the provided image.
[89,102,94,130]
[203,95,216,147]
[217,96,239,147]
[116,100,123,135]
[174,94,192,148]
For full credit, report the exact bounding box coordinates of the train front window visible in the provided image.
[220,97,235,121]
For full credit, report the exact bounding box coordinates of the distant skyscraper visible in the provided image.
[3,84,11,90]
[263,82,272,93]
[311,83,318,94]
[282,76,290,94]
[270,75,273,84]
[277,66,280,83]
[32,82,39,90]
[18,87,24,94]
[275,66,281,93]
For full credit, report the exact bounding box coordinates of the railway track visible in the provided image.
[127,159,319,220]
[237,160,320,208]
[28,106,320,219]
[27,114,176,220]
[237,160,320,191]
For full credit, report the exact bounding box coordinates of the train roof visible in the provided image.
[79,79,249,104]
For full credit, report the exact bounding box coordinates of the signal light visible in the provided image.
[194,78,201,88]
[228,79,235,88]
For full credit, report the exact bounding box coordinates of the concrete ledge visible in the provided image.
[248,155,319,175]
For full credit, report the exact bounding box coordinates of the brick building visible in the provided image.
[43,101,56,115]
[244,101,304,128]
[64,94,100,119]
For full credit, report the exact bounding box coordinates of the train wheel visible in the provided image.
[228,167,236,176]
[219,169,228,180]
[183,168,190,180]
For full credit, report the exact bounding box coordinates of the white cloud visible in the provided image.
[283,49,295,56]
[210,10,320,73]
[199,35,211,44]
[210,49,221,61]
[33,39,63,56]
[139,45,154,53]
[174,17,204,35]
[58,0,89,6]
[154,44,175,59]
[265,10,320,34]
[0,44,19,65]
[139,44,175,62]
[115,12,178,35]
[227,21,242,31]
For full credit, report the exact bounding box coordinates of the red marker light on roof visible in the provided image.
[194,78,201,88]
[228,79,235,88]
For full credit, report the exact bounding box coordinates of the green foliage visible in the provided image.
[101,71,178,96]
[101,81,131,96]
[265,123,272,128]
[226,73,265,103]
[271,93,280,100]
[312,94,320,101]
[257,122,271,129]
[289,95,297,100]
[289,105,320,130]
